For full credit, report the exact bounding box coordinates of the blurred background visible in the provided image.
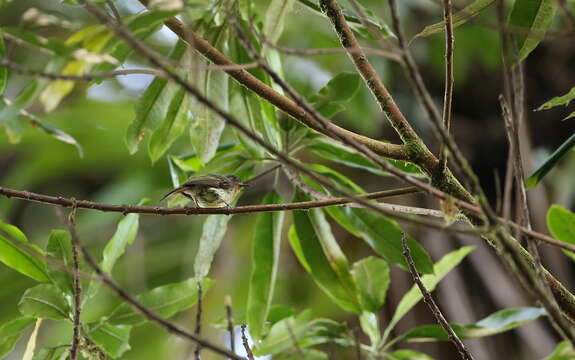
[0,0,574,359]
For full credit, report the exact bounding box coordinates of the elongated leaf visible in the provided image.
[276,349,328,360]
[544,341,575,359]
[2,28,74,56]
[526,133,575,188]
[508,0,557,61]
[0,32,7,94]
[382,246,475,341]
[148,87,191,162]
[0,317,35,358]
[352,257,390,313]
[247,192,285,340]
[102,212,140,274]
[347,208,434,274]
[127,40,187,154]
[384,349,435,360]
[547,205,575,262]
[413,0,495,40]
[46,230,74,295]
[289,206,361,313]
[194,215,232,278]
[189,26,228,164]
[21,110,84,157]
[402,307,546,341]
[536,86,575,112]
[309,73,361,118]
[18,284,71,320]
[108,277,213,325]
[0,222,49,282]
[88,323,132,358]
[40,11,174,112]
[360,311,381,346]
[264,0,296,45]
[309,138,420,176]
[254,310,345,356]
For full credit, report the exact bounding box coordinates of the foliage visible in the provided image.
[0,0,572,358]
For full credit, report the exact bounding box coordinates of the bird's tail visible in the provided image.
[160,187,184,201]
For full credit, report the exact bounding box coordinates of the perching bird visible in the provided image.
[161,174,248,208]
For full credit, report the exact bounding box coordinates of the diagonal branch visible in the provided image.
[136,0,408,161]
[318,0,424,147]
[402,234,475,360]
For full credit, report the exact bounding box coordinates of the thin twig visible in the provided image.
[439,0,455,171]
[105,0,122,21]
[318,0,423,146]
[0,58,164,80]
[240,325,255,360]
[76,240,244,358]
[226,296,235,357]
[401,234,475,360]
[194,282,203,360]
[0,57,259,81]
[245,164,281,185]
[66,201,82,360]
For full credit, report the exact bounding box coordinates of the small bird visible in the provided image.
[161,174,249,208]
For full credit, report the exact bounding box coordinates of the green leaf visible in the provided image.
[18,284,71,320]
[412,0,496,40]
[102,212,140,274]
[148,87,191,163]
[384,349,435,360]
[359,311,380,346]
[352,257,390,313]
[382,246,475,342]
[543,341,575,360]
[309,138,421,176]
[108,277,212,326]
[547,205,575,262]
[88,323,132,358]
[194,215,232,278]
[127,40,187,154]
[526,133,575,188]
[247,192,286,340]
[20,110,84,157]
[347,208,434,274]
[32,347,68,360]
[46,230,74,295]
[290,200,361,312]
[536,86,575,111]
[189,26,228,164]
[276,349,328,360]
[0,221,49,282]
[402,307,546,342]
[0,317,35,358]
[2,28,75,57]
[254,310,345,356]
[0,31,7,94]
[263,0,296,45]
[309,73,361,118]
[39,11,174,112]
[508,0,557,61]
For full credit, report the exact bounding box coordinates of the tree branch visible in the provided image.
[135,0,409,162]
[402,234,475,360]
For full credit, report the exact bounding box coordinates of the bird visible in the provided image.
[161,174,249,208]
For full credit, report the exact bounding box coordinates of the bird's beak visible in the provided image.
[239,182,250,188]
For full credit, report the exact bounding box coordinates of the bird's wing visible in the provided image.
[182,174,229,188]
